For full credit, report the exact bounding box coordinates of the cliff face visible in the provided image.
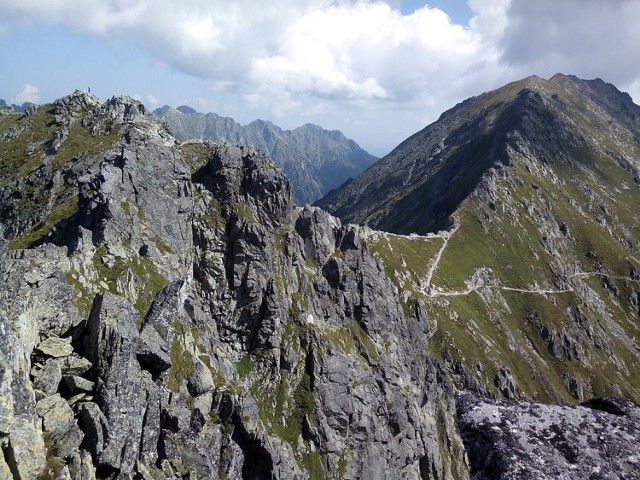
[0,92,466,479]
[153,107,378,205]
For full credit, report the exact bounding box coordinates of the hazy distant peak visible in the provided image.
[154,106,378,204]
[176,105,197,114]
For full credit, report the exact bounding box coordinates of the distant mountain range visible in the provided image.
[0,98,35,113]
[153,105,377,204]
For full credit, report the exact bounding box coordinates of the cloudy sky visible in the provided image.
[2,0,640,156]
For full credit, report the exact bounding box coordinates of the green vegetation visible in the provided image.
[0,105,120,187]
[53,121,120,169]
[252,368,316,447]
[319,326,357,354]
[168,320,195,392]
[235,354,252,379]
[300,452,326,480]
[349,321,379,361]
[233,202,256,223]
[247,311,324,477]
[202,197,225,229]
[2,102,122,257]
[66,270,95,315]
[9,196,78,249]
[155,236,175,255]
[92,245,169,319]
[0,107,56,186]
[432,206,553,289]
[369,233,441,315]
[370,234,442,283]
[129,257,169,316]
[181,141,212,173]
[318,321,378,362]
[204,360,242,396]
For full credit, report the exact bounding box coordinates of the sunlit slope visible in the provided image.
[351,75,640,402]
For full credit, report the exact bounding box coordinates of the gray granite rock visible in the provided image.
[138,324,172,374]
[36,393,84,458]
[85,292,146,473]
[457,392,640,480]
[36,336,74,358]
[32,358,62,397]
[63,375,95,394]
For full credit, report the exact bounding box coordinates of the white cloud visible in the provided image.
[146,94,159,106]
[11,83,40,104]
[3,0,640,152]
[0,0,506,115]
[499,0,640,86]
[132,94,159,107]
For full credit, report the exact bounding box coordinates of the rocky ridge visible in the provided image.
[0,91,466,479]
[0,99,35,114]
[153,106,378,204]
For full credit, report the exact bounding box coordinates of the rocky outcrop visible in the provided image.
[0,93,466,479]
[457,392,640,479]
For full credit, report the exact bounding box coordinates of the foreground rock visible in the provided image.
[457,392,640,479]
[0,93,466,479]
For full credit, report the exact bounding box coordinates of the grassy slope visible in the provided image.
[365,77,640,403]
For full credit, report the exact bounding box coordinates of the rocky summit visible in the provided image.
[0,80,638,480]
[153,106,378,205]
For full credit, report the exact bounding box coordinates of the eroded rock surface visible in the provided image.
[457,392,640,480]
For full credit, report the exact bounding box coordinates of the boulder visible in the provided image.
[60,355,93,376]
[84,292,146,473]
[63,375,95,394]
[7,416,47,479]
[32,358,62,397]
[77,402,108,458]
[138,324,172,374]
[36,394,84,458]
[457,391,640,480]
[36,336,74,358]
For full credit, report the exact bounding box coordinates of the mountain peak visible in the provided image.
[176,104,197,114]
[318,74,640,234]
[318,73,640,407]
[154,108,378,204]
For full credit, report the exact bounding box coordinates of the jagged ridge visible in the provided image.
[0,91,465,479]
[154,106,378,205]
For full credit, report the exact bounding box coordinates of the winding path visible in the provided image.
[371,218,639,301]
[423,222,460,288]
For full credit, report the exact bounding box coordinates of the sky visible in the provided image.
[2,0,640,156]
